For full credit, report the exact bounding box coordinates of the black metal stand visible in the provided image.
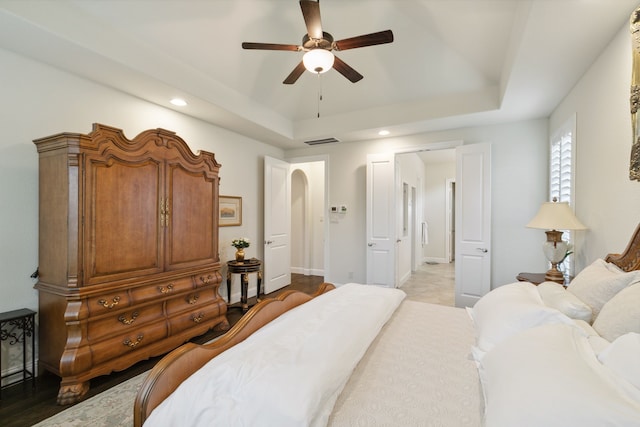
[1,308,36,399]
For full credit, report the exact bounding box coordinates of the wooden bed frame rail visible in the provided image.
[133,282,335,426]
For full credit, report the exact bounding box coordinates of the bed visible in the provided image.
[134,223,640,427]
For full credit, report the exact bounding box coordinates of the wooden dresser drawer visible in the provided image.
[168,299,225,335]
[87,304,164,343]
[88,292,131,316]
[165,289,218,316]
[90,320,168,366]
[130,276,194,304]
[194,272,219,288]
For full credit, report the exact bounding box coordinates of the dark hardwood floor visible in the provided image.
[1,274,325,427]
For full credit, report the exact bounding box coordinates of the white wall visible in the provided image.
[423,161,456,262]
[286,118,549,288]
[550,23,640,271]
[0,47,283,320]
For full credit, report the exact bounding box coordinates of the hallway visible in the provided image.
[399,262,455,306]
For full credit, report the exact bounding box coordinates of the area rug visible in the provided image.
[32,372,148,427]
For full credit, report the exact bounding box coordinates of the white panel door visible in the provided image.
[366,153,396,287]
[454,143,491,307]
[264,156,291,293]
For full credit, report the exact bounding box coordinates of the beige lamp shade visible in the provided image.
[526,201,587,230]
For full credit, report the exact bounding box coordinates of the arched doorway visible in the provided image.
[290,162,325,277]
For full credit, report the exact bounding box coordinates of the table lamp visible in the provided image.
[526,198,587,283]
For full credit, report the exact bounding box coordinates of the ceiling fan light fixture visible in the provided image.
[303,49,334,74]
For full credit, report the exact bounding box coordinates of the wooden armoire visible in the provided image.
[33,124,228,404]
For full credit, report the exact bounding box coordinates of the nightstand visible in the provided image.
[516,272,569,286]
[227,258,263,312]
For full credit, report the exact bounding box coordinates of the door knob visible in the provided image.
[265,240,273,245]
[476,248,488,253]
[368,243,375,247]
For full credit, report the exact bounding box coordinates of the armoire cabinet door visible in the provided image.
[166,162,219,271]
[85,156,165,285]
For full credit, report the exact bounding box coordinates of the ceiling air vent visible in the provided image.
[303,137,340,146]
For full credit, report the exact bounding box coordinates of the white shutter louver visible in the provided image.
[550,116,576,276]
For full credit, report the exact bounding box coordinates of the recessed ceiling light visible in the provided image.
[378,130,390,136]
[170,98,187,107]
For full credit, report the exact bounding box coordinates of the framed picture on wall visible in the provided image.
[219,196,242,226]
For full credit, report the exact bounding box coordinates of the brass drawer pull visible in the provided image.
[186,294,199,305]
[200,275,213,285]
[118,311,139,325]
[158,284,174,294]
[123,334,144,349]
[191,312,205,323]
[98,296,121,309]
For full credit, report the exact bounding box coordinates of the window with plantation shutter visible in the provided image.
[549,115,576,276]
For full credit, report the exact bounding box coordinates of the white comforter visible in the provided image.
[144,283,405,427]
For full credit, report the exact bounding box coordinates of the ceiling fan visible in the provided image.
[242,0,394,84]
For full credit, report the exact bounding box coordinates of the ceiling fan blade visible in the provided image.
[242,42,300,51]
[333,56,363,83]
[283,61,307,84]
[300,0,323,40]
[334,29,394,51]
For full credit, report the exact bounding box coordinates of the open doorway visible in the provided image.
[396,149,456,305]
[290,160,326,279]
[264,156,328,294]
[366,143,490,306]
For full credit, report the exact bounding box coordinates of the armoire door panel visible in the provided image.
[166,164,218,270]
[86,158,164,284]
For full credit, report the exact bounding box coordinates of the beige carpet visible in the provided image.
[399,261,455,306]
[33,263,455,426]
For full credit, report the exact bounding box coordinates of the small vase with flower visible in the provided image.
[231,238,250,262]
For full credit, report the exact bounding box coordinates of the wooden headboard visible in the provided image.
[604,222,640,272]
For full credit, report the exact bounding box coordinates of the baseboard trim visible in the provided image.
[423,257,448,264]
[290,267,324,276]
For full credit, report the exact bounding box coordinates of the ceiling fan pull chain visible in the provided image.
[317,73,321,118]
[317,72,323,118]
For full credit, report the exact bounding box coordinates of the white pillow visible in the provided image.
[593,283,640,342]
[599,333,640,390]
[479,323,640,427]
[537,281,592,322]
[605,261,626,273]
[470,282,573,355]
[588,335,611,355]
[566,258,639,321]
[572,319,599,336]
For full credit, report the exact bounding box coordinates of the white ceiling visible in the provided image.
[0,0,637,150]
